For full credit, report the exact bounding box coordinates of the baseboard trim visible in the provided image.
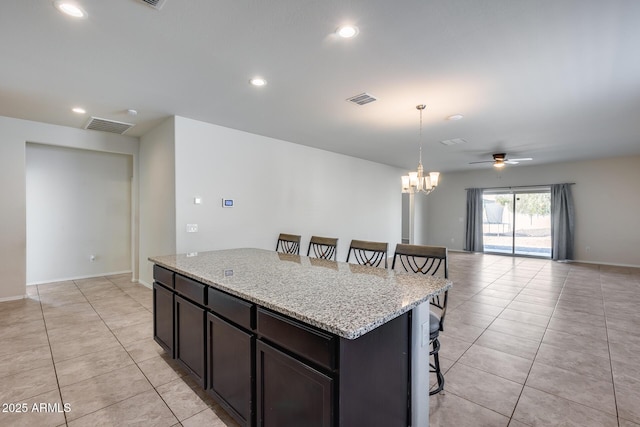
[0,294,26,303]
[137,279,152,289]
[451,249,639,269]
[26,270,133,286]
[570,259,640,269]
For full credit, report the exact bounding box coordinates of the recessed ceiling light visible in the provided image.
[72,107,86,114]
[53,1,86,18]
[249,77,267,87]
[447,114,464,121]
[336,25,359,38]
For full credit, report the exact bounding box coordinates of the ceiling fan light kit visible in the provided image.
[469,152,533,168]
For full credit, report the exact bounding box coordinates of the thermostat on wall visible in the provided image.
[222,198,234,208]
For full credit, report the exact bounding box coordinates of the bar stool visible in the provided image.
[306,236,338,261]
[346,239,388,268]
[275,233,301,255]
[392,243,449,395]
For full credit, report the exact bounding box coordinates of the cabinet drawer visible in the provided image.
[153,265,174,288]
[257,308,335,371]
[175,274,206,306]
[207,287,254,330]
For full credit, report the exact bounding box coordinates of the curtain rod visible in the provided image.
[464,183,575,191]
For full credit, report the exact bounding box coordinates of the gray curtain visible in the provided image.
[551,183,575,261]
[464,188,484,252]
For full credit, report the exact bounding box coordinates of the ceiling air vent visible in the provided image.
[84,117,135,135]
[346,92,377,106]
[138,0,166,10]
[440,138,467,146]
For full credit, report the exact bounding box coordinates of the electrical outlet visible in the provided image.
[186,224,198,233]
[421,321,429,347]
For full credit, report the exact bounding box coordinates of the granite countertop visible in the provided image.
[150,248,452,340]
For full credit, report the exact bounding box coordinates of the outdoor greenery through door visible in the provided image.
[482,189,551,258]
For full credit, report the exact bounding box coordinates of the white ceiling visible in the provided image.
[1,0,639,172]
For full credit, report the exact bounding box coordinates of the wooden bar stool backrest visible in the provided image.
[307,236,338,260]
[346,239,389,268]
[276,233,301,255]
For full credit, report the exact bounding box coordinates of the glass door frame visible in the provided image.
[482,186,551,259]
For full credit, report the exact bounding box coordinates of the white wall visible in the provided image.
[171,116,403,262]
[26,144,132,283]
[421,155,640,267]
[138,117,176,286]
[0,115,138,300]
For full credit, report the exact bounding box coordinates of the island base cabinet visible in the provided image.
[256,340,333,427]
[153,282,174,357]
[207,313,254,427]
[175,295,206,388]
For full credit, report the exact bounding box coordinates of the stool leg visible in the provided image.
[429,336,445,395]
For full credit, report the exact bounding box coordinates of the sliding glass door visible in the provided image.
[482,189,551,258]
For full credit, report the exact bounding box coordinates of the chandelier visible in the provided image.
[401,104,440,195]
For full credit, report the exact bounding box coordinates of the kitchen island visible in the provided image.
[150,248,451,427]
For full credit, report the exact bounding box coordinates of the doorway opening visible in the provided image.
[482,188,551,258]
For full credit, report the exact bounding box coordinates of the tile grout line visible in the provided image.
[512,265,624,425]
[99,276,197,425]
[36,283,71,427]
[481,261,556,426]
[55,276,176,425]
[442,260,552,425]
[505,263,569,426]
[600,270,622,427]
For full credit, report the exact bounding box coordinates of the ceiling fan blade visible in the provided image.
[469,160,495,164]
[507,157,532,161]
[504,160,520,164]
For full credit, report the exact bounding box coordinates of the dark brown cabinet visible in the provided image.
[175,295,206,387]
[153,282,174,356]
[256,340,333,427]
[207,313,254,426]
[152,263,412,427]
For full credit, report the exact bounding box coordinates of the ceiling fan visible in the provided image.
[469,153,533,168]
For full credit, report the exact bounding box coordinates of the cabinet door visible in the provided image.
[175,295,206,387]
[207,313,254,426]
[153,282,174,356]
[256,340,333,427]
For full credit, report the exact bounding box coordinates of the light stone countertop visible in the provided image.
[150,248,452,340]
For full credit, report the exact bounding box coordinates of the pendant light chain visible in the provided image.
[419,105,423,165]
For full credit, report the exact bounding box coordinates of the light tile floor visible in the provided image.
[430,252,640,427]
[0,273,239,427]
[0,253,638,426]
